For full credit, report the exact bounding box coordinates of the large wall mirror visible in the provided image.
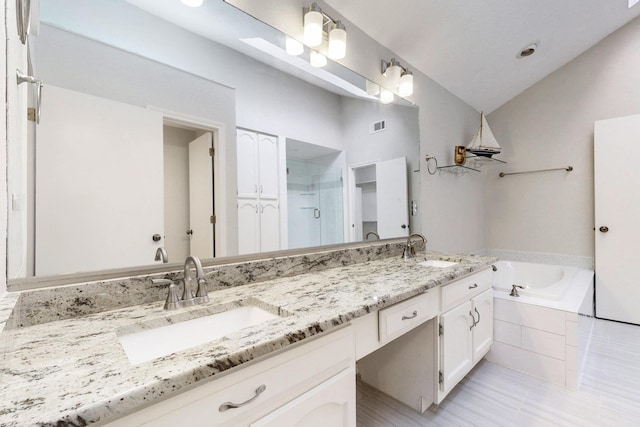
[7,0,420,282]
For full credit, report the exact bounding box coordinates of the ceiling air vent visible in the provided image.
[370,120,386,134]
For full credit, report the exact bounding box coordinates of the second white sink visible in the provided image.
[118,305,280,364]
[419,260,459,268]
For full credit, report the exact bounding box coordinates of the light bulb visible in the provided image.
[285,36,304,56]
[398,71,413,97]
[310,50,327,67]
[303,4,323,47]
[328,21,346,59]
[380,88,394,104]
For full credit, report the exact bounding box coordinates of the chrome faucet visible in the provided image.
[365,231,380,240]
[402,233,427,260]
[510,284,525,297]
[154,247,168,263]
[151,255,210,310]
[183,255,209,305]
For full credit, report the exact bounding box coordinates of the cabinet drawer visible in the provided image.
[441,269,491,313]
[379,290,439,344]
[109,327,354,427]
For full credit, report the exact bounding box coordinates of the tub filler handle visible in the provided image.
[510,284,525,297]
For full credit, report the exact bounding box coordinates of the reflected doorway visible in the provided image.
[163,122,215,262]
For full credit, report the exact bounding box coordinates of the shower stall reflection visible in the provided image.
[287,159,344,249]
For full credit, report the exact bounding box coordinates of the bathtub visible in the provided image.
[487,259,594,389]
[492,260,579,300]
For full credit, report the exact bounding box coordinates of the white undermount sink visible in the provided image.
[118,304,281,364]
[419,260,459,268]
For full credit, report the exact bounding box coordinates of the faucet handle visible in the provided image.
[164,283,182,310]
[194,278,210,304]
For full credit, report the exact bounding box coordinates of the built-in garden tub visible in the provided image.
[486,260,594,389]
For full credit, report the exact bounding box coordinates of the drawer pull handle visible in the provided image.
[219,384,267,412]
[468,283,478,289]
[474,307,481,325]
[402,310,418,320]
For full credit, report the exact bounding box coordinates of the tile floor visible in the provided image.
[357,318,640,426]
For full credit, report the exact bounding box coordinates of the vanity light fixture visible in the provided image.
[381,58,414,97]
[303,3,348,59]
[310,50,327,67]
[380,87,394,104]
[285,36,304,56]
[180,0,203,7]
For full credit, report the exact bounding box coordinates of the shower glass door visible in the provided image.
[287,160,344,249]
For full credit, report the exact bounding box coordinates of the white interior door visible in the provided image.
[188,132,214,259]
[376,157,409,238]
[36,85,163,276]
[594,114,640,324]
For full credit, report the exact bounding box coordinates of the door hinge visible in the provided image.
[439,371,444,384]
[27,107,36,122]
[209,147,215,157]
[439,323,443,336]
[210,215,216,224]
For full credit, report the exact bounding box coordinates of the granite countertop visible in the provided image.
[0,251,496,426]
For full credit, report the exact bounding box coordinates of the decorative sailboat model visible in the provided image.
[466,112,501,158]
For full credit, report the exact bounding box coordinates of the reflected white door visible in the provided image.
[237,200,259,255]
[258,134,279,199]
[260,201,280,252]
[236,129,259,198]
[377,157,409,238]
[594,114,640,325]
[188,132,214,258]
[36,85,163,275]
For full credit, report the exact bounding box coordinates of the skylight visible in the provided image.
[630,0,640,8]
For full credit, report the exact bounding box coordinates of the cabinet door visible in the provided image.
[251,367,356,427]
[260,201,280,252]
[440,300,473,395]
[238,200,259,255]
[237,129,259,198]
[472,289,493,363]
[258,134,279,199]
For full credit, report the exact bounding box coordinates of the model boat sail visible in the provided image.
[466,112,501,157]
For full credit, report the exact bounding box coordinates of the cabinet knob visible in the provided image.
[401,224,407,229]
[186,229,193,235]
[599,226,609,233]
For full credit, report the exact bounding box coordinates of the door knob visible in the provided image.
[599,226,609,233]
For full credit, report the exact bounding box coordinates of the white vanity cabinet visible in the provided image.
[106,327,355,427]
[437,270,493,403]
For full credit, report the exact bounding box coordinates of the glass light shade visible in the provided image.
[328,22,346,59]
[180,0,203,7]
[380,88,394,104]
[366,80,380,96]
[285,36,304,56]
[398,72,414,97]
[310,50,327,67]
[386,63,402,87]
[303,8,323,47]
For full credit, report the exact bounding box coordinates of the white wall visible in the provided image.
[486,16,640,258]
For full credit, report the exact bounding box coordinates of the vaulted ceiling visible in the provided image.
[326,0,640,112]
